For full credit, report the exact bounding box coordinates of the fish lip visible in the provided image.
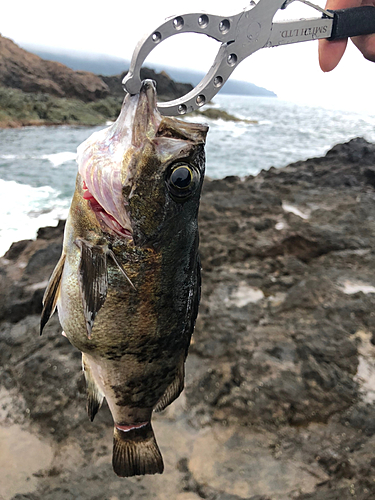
[131,79,160,147]
[139,79,156,99]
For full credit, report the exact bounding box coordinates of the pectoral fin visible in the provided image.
[40,253,66,335]
[107,249,136,290]
[154,359,185,412]
[75,239,108,339]
[82,353,104,421]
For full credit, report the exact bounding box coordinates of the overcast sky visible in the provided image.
[2,0,375,114]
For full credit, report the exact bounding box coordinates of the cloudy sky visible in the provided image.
[2,0,375,113]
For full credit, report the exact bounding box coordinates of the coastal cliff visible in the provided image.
[0,35,109,102]
[1,138,375,499]
[0,34,192,127]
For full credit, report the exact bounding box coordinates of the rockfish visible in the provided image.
[40,80,208,477]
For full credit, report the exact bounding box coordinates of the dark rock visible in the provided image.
[326,137,375,164]
[24,242,62,277]
[0,227,63,322]
[363,167,375,187]
[2,138,375,498]
[266,137,375,190]
[340,404,375,437]
[101,67,193,102]
[37,219,65,240]
[3,239,32,260]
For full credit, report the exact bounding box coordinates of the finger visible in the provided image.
[318,0,361,71]
[348,0,375,61]
[352,34,375,62]
[319,38,347,71]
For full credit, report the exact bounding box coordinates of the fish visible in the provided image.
[40,79,208,477]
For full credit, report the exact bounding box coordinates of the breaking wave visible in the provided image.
[41,151,76,167]
[0,151,76,167]
[1,95,375,250]
[0,179,69,257]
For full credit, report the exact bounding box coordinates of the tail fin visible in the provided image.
[112,423,164,477]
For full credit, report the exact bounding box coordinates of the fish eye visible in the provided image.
[170,165,193,190]
[167,163,198,201]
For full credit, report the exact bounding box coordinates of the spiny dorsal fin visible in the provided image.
[75,239,108,339]
[154,359,185,413]
[40,253,66,335]
[112,423,164,477]
[82,353,104,421]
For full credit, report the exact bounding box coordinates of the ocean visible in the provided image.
[1,94,375,256]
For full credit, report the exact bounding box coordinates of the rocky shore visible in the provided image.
[0,35,193,128]
[1,138,375,499]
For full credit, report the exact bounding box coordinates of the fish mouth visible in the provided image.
[77,80,162,240]
[82,180,133,238]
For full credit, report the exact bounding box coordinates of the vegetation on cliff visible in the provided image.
[0,35,258,128]
[0,86,122,127]
[0,34,193,127]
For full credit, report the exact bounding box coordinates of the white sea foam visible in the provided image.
[0,179,69,257]
[0,154,19,160]
[41,151,76,167]
[232,127,247,139]
[0,154,28,160]
[2,94,375,252]
[1,151,76,167]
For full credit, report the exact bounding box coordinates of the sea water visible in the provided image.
[1,95,375,256]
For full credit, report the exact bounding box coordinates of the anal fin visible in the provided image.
[75,239,108,339]
[113,423,164,477]
[82,354,104,421]
[154,359,185,412]
[40,253,66,335]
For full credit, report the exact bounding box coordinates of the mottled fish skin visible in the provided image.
[41,80,208,477]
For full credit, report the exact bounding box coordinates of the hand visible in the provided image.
[319,0,375,71]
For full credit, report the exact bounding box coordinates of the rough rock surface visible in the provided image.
[0,34,192,105]
[1,138,375,499]
[0,35,109,102]
[0,35,193,127]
